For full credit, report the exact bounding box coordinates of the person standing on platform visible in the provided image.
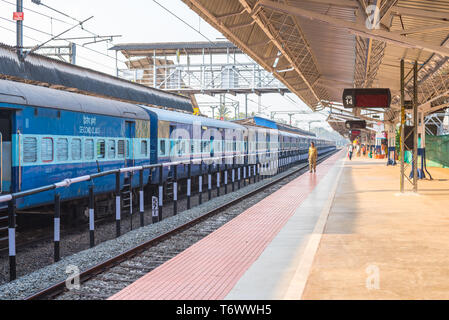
[348,144,354,160]
[309,142,317,173]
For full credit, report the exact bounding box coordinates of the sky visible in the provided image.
[0,0,331,131]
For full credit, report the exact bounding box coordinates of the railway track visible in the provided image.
[26,150,338,300]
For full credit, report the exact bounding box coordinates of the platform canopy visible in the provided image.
[182,0,449,136]
[110,41,242,58]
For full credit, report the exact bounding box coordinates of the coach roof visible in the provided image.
[142,106,244,130]
[0,79,149,120]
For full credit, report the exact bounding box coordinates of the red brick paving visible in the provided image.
[110,150,344,300]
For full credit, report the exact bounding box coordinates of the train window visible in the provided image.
[41,137,54,162]
[141,140,148,156]
[71,139,81,161]
[108,140,116,159]
[56,138,68,161]
[159,140,166,155]
[118,140,125,159]
[23,137,37,163]
[97,140,105,159]
[85,139,94,160]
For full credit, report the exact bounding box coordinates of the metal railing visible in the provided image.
[0,147,335,281]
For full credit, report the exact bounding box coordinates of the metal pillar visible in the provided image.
[54,194,61,261]
[70,42,76,65]
[400,59,405,193]
[412,61,418,192]
[245,94,248,119]
[16,0,23,59]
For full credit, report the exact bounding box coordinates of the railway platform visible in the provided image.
[109,150,449,300]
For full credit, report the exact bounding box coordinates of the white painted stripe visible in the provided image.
[140,190,144,212]
[159,186,163,206]
[152,196,159,217]
[89,209,94,231]
[284,157,345,300]
[244,167,246,178]
[199,176,203,192]
[208,175,212,189]
[232,169,235,182]
[54,218,60,241]
[8,228,15,256]
[225,171,228,184]
[0,194,13,203]
[217,173,220,187]
[173,182,178,201]
[116,196,121,220]
[238,168,241,180]
[69,175,91,184]
[187,179,191,196]
[130,192,133,215]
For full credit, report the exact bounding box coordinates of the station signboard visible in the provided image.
[345,120,366,130]
[343,88,391,108]
[13,12,24,21]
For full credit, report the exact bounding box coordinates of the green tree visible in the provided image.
[217,104,231,120]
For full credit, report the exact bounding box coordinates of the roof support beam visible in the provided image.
[183,0,310,107]
[390,6,449,21]
[290,0,359,8]
[394,23,449,36]
[257,0,449,58]
[229,20,256,30]
[239,0,322,106]
[216,9,246,20]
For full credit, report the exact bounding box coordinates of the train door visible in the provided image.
[0,111,12,194]
[125,121,135,167]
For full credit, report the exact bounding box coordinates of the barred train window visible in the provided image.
[85,139,94,160]
[23,137,37,163]
[56,138,68,161]
[141,140,148,156]
[117,140,125,159]
[41,137,54,162]
[97,139,105,159]
[108,140,116,159]
[71,139,81,161]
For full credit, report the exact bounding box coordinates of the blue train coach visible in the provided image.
[0,79,153,213]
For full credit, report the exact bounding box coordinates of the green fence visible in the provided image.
[426,134,449,168]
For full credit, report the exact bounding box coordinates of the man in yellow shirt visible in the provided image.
[309,142,317,173]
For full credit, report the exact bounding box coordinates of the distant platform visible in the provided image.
[109,152,449,300]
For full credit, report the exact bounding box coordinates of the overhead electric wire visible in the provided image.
[0,13,126,66]
[0,21,116,71]
[0,0,107,39]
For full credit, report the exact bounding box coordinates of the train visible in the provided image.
[0,79,336,218]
